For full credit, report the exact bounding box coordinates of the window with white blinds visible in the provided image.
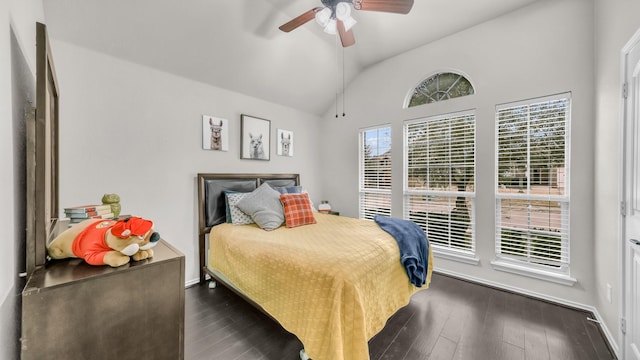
[404,111,476,255]
[495,93,570,274]
[359,126,392,220]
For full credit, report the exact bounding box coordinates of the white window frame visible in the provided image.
[403,110,478,264]
[404,70,476,108]
[359,125,392,220]
[491,93,575,286]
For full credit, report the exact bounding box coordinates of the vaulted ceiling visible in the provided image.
[43,0,541,115]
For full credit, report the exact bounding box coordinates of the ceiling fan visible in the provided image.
[278,0,414,47]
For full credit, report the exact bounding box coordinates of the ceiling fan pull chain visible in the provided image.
[335,34,339,118]
[342,47,346,117]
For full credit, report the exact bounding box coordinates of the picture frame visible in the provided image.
[241,114,270,160]
[277,129,294,157]
[202,115,229,151]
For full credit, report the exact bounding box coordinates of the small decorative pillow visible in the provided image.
[223,191,237,223]
[236,183,285,231]
[224,192,254,225]
[280,193,316,228]
[271,185,303,194]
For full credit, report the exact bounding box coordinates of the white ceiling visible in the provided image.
[43,0,541,115]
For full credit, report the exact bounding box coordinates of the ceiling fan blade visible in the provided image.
[354,0,414,14]
[337,20,355,47]
[278,7,323,32]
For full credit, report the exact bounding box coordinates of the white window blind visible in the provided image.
[404,111,476,254]
[495,93,570,272]
[359,126,392,220]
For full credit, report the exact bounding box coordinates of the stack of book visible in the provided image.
[64,204,114,224]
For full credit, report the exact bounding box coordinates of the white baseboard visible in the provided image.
[185,278,200,288]
[589,307,620,358]
[433,267,619,358]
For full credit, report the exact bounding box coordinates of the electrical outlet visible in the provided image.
[606,284,612,304]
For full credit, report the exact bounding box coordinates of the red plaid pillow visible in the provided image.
[280,193,316,228]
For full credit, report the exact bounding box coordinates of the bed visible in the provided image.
[197,173,433,360]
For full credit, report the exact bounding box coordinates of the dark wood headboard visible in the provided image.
[196,173,300,283]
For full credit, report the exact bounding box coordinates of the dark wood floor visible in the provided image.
[184,272,615,360]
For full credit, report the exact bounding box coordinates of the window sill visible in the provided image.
[433,249,480,266]
[491,259,577,286]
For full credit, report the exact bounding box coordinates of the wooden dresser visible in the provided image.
[20,240,185,360]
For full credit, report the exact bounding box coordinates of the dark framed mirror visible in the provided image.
[25,22,60,277]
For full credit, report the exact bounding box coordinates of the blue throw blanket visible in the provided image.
[374,215,429,287]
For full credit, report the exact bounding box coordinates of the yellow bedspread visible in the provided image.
[209,213,433,360]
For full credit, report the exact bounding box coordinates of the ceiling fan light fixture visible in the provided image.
[335,2,357,32]
[341,16,357,32]
[315,7,332,27]
[335,2,351,20]
[324,18,337,34]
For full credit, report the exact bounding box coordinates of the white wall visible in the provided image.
[1,0,14,312]
[0,7,16,357]
[594,0,640,353]
[2,1,44,358]
[52,40,323,284]
[319,0,599,330]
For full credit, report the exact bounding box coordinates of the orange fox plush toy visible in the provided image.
[47,216,160,267]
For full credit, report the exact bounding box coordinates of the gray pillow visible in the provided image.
[236,183,284,230]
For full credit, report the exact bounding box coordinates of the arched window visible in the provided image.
[407,72,475,108]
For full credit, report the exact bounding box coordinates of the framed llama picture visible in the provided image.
[202,115,229,151]
[277,129,293,157]
[241,114,270,160]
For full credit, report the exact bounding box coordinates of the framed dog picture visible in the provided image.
[202,115,229,151]
[277,129,293,157]
[241,114,270,160]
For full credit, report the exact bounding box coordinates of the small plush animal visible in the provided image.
[210,119,222,150]
[47,216,160,267]
[280,132,291,156]
[249,133,266,159]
